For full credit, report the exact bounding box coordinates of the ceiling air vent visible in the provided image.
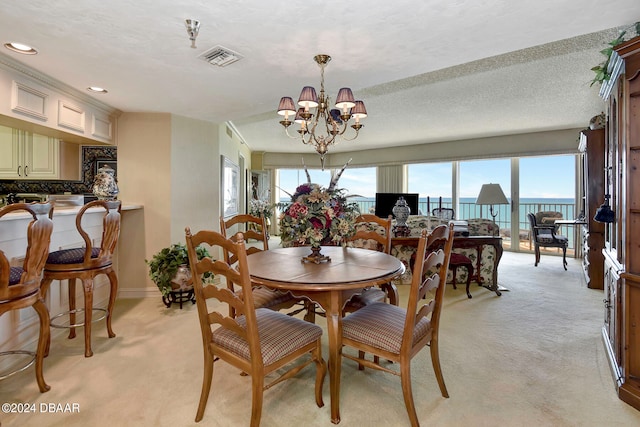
[199,45,243,67]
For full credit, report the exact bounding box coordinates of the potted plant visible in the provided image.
[146,243,213,297]
[590,22,640,87]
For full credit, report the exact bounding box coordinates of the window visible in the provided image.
[408,162,452,215]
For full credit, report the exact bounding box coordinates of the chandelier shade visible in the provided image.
[276,54,366,169]
[351,100,367,119]
[277,97,296,118]
[298,86,319,108]
[335,88,356,110]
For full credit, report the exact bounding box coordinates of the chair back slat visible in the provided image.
[417,271,439,300]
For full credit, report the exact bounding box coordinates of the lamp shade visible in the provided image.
[476,183,508,205]
[351,100,367,119]
[298,86,318,108]
[335,87,355,109]
[277,97,296,116]
[294,107,306,124]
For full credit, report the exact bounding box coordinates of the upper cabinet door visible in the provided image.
[0,125,24,178]
[26,133,59,179]
[0,125,60,180]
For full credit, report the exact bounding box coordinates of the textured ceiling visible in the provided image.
[0,1,638,154]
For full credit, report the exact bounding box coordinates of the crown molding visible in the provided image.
[0,51,120,116]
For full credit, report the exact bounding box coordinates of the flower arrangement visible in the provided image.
[249,198,273,219]
[278,160,360,248]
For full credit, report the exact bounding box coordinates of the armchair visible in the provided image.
[527,212,568,270]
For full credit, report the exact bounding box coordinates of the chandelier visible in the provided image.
[277,54,367,169]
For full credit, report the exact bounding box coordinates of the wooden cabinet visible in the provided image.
[578,129,605,289]
[600,35,640,411]
[0,124,62,180]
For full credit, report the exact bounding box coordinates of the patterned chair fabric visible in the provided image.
[8,266,23,286]
[212,308,322,365]
[527,212,568,270]
[391,215,499,285]
[46,247,100,264]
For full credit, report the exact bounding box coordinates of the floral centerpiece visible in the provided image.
[249,198,273,220]
[278,160,359,262]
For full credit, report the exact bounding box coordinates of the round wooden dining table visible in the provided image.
[246,245,405,424]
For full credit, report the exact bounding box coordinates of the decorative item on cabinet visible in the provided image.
[594,194,615,223]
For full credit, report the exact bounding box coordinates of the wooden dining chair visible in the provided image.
[220,214,308,318]
[185,227,326,426]
[341,224,454,427]
[0,202,54,392]
[40,200,121,357]
[343,214,398,314]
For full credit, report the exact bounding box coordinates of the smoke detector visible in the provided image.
[199,45,243,67]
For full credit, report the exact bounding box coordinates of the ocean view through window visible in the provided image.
[276,155,576,253]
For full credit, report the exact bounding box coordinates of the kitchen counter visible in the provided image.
[0,202,143,221]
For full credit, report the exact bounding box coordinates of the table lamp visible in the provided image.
[476,183,509,222]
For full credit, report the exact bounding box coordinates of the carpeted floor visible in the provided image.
[2,251,640,426]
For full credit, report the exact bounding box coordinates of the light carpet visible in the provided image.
[2,251,640,427]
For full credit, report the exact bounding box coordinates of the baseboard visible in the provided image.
[117,286,159,299]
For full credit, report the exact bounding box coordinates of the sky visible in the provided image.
[277,154,576,201]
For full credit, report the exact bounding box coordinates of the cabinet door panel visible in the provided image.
[0,125,22,178]
[26,133,58,179]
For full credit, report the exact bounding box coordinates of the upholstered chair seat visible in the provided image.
[45,247,100,265]
[8,266,23,286]
[212,308,323,365]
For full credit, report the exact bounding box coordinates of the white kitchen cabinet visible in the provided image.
[0,124,60,179]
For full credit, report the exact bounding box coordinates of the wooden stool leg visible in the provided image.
[82,278,94,357]
[33,298,51,392]
[40,277,54,356]
[450,267,458,289]
[68,278,77,339]
[106,270,118,338]
[465,265,473,299]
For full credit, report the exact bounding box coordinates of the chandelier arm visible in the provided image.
[283,126,304,140]
[339,128,360,142]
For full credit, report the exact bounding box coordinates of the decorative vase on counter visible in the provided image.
[92,165,119,200]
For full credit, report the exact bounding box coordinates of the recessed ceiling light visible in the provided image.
[4,42,38,55]
[87,87,108,94]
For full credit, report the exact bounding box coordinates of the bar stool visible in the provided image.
[40,200,121,357]
[0,202,54,392]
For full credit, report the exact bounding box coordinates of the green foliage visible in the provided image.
[591,23,640,87]
[146,243,212,296]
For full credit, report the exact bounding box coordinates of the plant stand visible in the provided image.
[162,287,195,309]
